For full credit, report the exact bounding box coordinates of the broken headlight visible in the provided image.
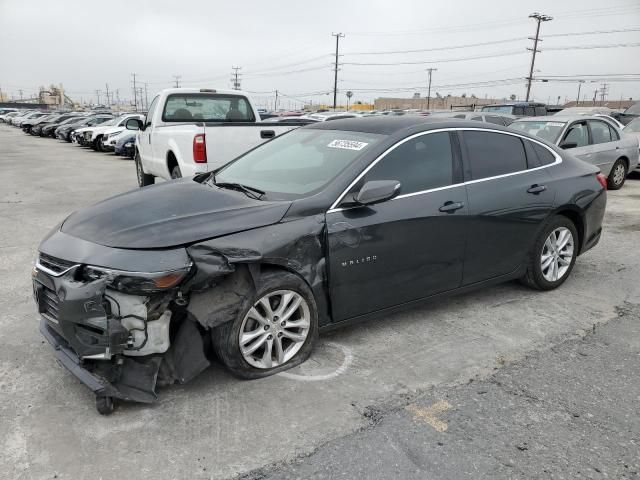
[83,265,191,293]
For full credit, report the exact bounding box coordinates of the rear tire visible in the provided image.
[520,215,578,291]
[607,159,627,190]
[170,165,182,179]
[95,396,115,415]
[212,270,318,380]
[135,151,155,187]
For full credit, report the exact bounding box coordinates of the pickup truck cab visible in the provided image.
[126,88,300,186]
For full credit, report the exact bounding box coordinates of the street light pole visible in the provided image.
[525,12,552,102]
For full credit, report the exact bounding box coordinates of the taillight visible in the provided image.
[193,134,207,163]
[596,173,607,189]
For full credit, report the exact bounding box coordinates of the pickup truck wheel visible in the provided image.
[170,165,182,179]
[607,159,627,190]
[135,152,155,187]
[212,270,318,380]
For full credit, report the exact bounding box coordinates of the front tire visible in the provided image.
[521,216,578,290]
[135,151,155,187]
[607,159,627,190]
[212,270,318,379]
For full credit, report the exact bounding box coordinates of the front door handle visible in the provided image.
[439,201,465,213]
[527,184,547,194]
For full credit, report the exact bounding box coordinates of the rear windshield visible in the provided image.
[623,118,640,133]
[213,129,386,199]
[162,93,255,122]
[510,121,566,143]
[481,106,513,114]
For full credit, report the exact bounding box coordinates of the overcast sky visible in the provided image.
[1,0,639,109]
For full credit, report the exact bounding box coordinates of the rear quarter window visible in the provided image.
[531,142,557,166]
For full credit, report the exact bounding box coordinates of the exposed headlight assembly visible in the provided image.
[83,265,192,293]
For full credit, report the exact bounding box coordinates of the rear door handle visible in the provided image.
[439,201,465,213]
[260,130,275,139]
[527,184,547,194]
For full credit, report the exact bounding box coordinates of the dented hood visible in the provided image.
[61,179,291,249]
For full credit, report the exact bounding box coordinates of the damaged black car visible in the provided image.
[33,117,606,414]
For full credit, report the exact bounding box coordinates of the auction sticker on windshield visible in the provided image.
[327,139,369,151]
[547,122,565,127]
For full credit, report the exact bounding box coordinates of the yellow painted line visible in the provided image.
[406,400,452,432]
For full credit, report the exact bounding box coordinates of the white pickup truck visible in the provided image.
[125,88,300,186]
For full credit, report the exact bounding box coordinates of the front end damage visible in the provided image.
[34,212,328,414]
[33,254,211,413]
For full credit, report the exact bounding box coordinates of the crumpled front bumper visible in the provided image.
[39,319,160,402]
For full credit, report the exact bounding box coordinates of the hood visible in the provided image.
[61,179,292,249]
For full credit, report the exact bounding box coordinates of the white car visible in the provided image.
[128,88,301,185]
[0,111,20,123]
[75,114,143,150]
[103,128,138,151]
[12,111,45,127]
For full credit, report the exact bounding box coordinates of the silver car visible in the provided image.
[510,115,639,189]
[622,118,640,171]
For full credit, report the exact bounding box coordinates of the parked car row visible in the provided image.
[1,108,140,160]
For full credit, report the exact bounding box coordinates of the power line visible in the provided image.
[172,75,182,88]
[343,50,526,66]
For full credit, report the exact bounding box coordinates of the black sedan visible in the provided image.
[33,117,606,413]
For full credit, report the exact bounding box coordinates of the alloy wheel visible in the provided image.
[540,227,574,282]
[612,163,625,187]
[239,290,310,369]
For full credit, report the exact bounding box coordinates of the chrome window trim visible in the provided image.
[327,127,562,214]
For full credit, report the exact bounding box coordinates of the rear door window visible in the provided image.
[608,124,620,140]
[535,106,547,116]
[463,131,528,180]
[563,122,589,147]
[588,120,612,144]
[513,106,524,116]
[364,132,455,195]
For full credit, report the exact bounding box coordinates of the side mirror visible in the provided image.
[355,180,401,206]
[125,118,143,131]
[559,141,578,149]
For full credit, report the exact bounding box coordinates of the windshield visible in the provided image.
[510,121,566,143]
[624,103,640,115]
[623,118,640,133]
[482,106,513,114]
[214,128,386,199]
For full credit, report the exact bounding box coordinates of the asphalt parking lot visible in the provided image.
[1,124,639,479]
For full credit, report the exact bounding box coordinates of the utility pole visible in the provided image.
[274,90,279,111]
[132,73,138,111]
[95,89,101,106]
[599,83,609,105]
[576,80,585,106]
[144,83,149,110]
[105,83,110,107]
[593,89,598,104]
[332,33,344,110]
[115,89,120,111]
[525,12,552,102]
[173,75,181,88]
[426,68,438,110]
[231,66,242,90]
[18,89,23,100]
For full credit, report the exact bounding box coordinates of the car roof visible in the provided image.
[514,115,612,122]
[306,116,516,135]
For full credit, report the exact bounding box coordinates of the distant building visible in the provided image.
[563,99,635,110]
[374,95,505,111]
